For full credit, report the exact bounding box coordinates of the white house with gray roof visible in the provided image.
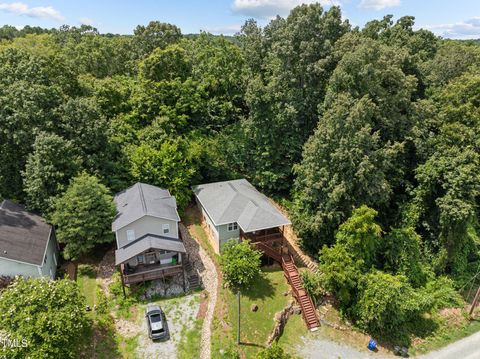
[0,200,58,279]
[112,183,186,285]
[193,179,291,253]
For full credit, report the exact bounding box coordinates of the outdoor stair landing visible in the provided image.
[253,241,320,331]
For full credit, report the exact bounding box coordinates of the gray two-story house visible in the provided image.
[112,183,186,285]
[0,200,58,279]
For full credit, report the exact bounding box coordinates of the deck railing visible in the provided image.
[121,263,183,284]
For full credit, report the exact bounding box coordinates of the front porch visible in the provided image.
[241,226,288,264]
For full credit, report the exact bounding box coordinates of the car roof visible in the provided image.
[146,304,162,313]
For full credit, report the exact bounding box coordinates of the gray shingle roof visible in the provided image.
[115,234,186,265]
[193,179,291,233]
[0,200,52,266]
[112,183,180,231]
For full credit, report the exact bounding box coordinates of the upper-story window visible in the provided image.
[162,224,170,234]
[227,222,238,231]
[126,229,135,241]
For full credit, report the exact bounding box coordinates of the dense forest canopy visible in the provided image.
[0,5,479,336]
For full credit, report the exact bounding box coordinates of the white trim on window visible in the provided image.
[126,229,135,241]
[227,222,238,232]
[162,223,170,234]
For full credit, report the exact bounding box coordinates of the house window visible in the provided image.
[126,229,135,241]
[137,255,145,264]
[162,224,170,234]
[44,254,47,264]
[227,223,238,231]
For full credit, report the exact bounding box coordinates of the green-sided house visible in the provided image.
[193,179,291,253]
[0,200,59,279]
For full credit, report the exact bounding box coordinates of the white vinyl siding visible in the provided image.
[115,216,179,249]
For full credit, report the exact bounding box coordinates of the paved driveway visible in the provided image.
[418,331,480,359]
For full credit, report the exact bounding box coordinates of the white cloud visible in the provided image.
[422,17,480,39]
[202,23,243,35]
[0,2,64,21]
[79,17,94,26]
[359,0,400,10]
[232,0,339,19]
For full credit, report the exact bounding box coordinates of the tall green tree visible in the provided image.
[220,240,262,344]
[128,140,195,209]
[133,21,182,59]
[412,71,480,276]
[22,132,80,212]
[236,4,350,192]
[50,172,116,260]
[292,37,417,250]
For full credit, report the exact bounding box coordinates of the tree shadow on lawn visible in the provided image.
[243,270,276,301]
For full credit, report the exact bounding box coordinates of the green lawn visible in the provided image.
[77,264,97,308]
[177,318,204,359]
[212,267,291,358]
[77,262,140,359]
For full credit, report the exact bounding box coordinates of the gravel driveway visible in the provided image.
[296,336,391,359]
[135,293,200,359]
[180,223,219,359]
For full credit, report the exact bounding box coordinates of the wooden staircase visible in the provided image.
[253,241,320,331]
[184,260,201,290]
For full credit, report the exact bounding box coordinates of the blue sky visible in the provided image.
[0,1,479,39]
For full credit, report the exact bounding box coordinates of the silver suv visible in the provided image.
[145,304,168,340]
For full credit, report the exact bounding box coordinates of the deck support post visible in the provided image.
[119,267,126,299]
[182,262,187,292]
[162,271,167,296]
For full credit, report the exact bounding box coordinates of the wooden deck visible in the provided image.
[121,263,184,285]
[253,241,320,331]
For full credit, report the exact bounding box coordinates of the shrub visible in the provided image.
[255,342,292,359]
[0,277,89,359]
[354,271,425,334]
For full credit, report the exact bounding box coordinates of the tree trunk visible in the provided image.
[237,290,241,344]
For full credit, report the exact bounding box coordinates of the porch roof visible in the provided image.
[115,235,186,265]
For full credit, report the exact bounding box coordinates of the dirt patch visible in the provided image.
[114,318,141,338]
[197,292,209,320]
[439,307,466,328]
[96,247,116,294]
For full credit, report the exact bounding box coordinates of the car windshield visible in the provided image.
[150,314,162,323]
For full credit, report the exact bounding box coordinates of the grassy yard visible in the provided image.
[77,262,139,359]
[211,267,292,358]
[77,264,97,308]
